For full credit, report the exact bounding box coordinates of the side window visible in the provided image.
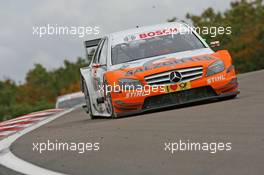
[98,39,108,65]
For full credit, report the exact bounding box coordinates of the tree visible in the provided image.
[171,0,264,73]
[0,57,88,121]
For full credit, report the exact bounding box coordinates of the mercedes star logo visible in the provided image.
[169,71,182,83]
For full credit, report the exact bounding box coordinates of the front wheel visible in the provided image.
[104,81,117,119]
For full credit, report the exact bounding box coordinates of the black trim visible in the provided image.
[116,91,240,117]
[84,38,101,48]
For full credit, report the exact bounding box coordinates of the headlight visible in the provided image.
[206,60,225,77]
[118,78,142,90]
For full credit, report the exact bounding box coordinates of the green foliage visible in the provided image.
[0,58,87,121]
[183,0,264,73]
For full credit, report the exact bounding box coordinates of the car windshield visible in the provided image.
[111,33,205,65]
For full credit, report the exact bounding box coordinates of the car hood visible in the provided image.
[108,48,219,79]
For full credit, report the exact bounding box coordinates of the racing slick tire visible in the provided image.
[104,80,117,119]
[106,93,117,119]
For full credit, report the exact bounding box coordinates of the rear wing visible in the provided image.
[84,38,101,62]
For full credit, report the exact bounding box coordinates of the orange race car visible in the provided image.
[80,22,239,119]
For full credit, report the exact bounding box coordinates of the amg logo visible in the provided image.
[207,75,226,84]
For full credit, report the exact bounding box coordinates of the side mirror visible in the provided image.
[210,41,220,48]
[92,63,106,68]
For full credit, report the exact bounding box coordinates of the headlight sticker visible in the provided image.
[206,60,225,77]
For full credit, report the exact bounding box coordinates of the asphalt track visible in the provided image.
[3,70,264,175]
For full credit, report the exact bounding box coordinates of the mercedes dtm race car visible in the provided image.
[80,22,239,119]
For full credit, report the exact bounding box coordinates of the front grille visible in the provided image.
[143,86,216,110]
[145,66,203,86]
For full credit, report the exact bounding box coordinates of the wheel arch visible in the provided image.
[80,67,97,116]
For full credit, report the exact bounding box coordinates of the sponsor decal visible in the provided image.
[124,85,166,98]
[125,55,215,76]
[126,92,146,98]
[139,28,178,39]
[207,75,226,84]
[165,82,191,93]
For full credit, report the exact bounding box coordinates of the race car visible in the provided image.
[80,22,239,119]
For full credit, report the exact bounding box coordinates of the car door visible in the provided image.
[91,38,108,112]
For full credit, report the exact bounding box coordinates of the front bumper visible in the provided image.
[115,90,239,117]
[111,67,239,116]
